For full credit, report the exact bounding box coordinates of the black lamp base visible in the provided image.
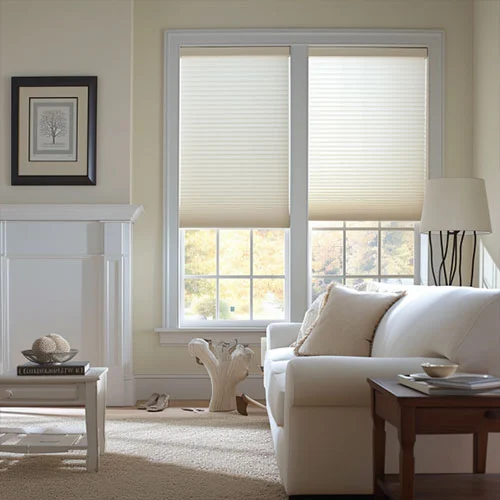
[428,230,477,286]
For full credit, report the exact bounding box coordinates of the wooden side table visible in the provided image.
[0,367,107,472]
[368,378,500,500]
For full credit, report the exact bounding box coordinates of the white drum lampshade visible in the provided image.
[420,177,491,234]
[420,177,491,286]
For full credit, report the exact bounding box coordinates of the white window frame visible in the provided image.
[161,29,444,333]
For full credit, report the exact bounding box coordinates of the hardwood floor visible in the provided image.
[290,496,374,499]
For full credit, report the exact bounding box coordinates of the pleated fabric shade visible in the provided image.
[179,47,290,228]
[308,47,428,221]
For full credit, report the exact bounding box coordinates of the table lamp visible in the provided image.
[420,177,491,286]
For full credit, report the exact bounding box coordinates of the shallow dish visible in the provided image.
[22,349,79,365]
[421,362,459,378]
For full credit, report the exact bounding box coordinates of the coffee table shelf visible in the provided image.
[0,428,87,454]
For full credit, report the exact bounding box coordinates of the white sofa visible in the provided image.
[263,285,500,496]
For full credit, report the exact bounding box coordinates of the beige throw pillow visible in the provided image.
[294,284,405,357]
[290,292,327,347]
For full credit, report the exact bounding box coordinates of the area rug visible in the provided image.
[0,407,287,500]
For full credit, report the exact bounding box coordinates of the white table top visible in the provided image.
[0,367,108,384]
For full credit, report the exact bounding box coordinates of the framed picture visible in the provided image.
[11,76,97,185]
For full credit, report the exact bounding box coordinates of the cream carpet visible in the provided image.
[0,407,287,500]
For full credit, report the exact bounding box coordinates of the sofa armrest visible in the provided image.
[266,322,301,350]
[285,356,452,407]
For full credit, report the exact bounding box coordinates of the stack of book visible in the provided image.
[17,361,90,376]
[398,373,500,395]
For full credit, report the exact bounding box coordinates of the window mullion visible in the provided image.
[289,44,309,320]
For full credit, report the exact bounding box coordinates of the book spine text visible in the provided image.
[17,366,87,376]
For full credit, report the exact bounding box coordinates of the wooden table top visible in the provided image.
[368,378,500,408]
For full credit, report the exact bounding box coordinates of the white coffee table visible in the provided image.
[0,367,107,472]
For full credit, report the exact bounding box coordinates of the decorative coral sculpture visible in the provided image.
[30,334,73,363]
[32,336,57,356]
[46,333,71,352]
[188,338,254,412]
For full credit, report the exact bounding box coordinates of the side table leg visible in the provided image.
[473,431,488,473]
[399,407,416,500]
[85,381,100,472]
[373,414,386,498]
[97,372,107,454]
[371,389,386,499]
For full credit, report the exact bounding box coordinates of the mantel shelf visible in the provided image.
[0,204,143,223]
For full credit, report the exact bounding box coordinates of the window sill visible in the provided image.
[155,327,265,346]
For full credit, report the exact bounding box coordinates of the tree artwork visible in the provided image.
[39,109,67,144]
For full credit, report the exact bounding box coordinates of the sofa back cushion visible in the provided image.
[371,286,500,376]
[295,284,405,357]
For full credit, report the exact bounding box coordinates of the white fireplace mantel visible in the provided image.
[0,204,143,406]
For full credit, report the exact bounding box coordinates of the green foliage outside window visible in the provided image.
[183,229,285,321]
[183,223,414,319]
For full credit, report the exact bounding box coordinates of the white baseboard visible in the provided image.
[133,374,265,402]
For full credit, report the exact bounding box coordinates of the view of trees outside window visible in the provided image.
[182,229,285,322]
[311,222,415,300]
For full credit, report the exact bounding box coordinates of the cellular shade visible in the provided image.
[179,47,290,228]
[308,47,428,221]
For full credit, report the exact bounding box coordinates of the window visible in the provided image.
[163,30,443,330]
[307,47,427,299]
[177,47,289,327]
[311,222,416,300]
[182,229,286,325]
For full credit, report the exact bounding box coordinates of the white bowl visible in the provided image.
[421,363,459,378]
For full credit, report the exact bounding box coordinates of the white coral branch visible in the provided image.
[188,338,254,412]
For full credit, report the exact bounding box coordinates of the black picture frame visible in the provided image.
[11,76,97,186]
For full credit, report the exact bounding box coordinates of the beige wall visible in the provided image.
[0,0,133,203]
[0,0,478,379]
[132,0,475,375]
[473,0,500,267]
